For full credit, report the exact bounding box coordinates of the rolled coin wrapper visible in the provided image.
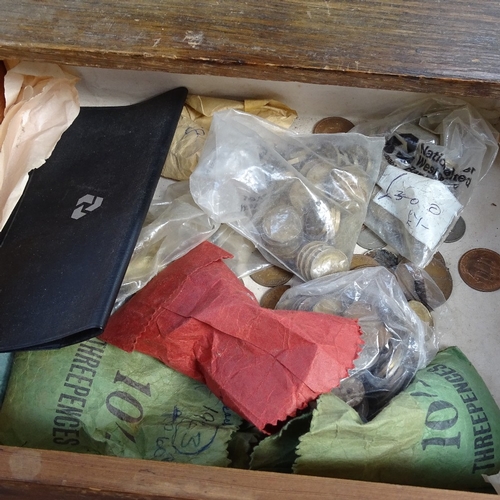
[0,341,240,465]
[295,347,500,490]
[101,241,363,433]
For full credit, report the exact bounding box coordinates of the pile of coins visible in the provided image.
[291,149,372,210]
[255,179,348,280]
[296,242,349,281]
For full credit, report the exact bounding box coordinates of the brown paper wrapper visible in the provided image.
[162,95,297,181]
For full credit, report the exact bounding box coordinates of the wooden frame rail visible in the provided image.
[1,0,500,97]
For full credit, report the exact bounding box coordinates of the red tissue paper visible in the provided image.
[101,241,363,432]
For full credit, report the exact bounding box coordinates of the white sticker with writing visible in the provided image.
[374,164,462,248]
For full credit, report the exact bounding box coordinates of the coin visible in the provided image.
[350,254,379,270]
[423,252,453,300]
[458,248,500,292]
[364,248,400,270]
[444,216,466,243]
[373,344,406,380]
[259,204,303,259]
[408,300,434,327]
[260,285,291,309]
[296,241,349,280]
[302,200,338,241]
[261,205,302,245]
[313,117,355,134]
[312,297,343,315]
[250,265,294,287]
[305,161,332,183]
[344,302,373,320]
[288,179,313,212]
[395,260,446,310]
[331,376,365,407]
[309,248,349,280]
[356,225,386,250]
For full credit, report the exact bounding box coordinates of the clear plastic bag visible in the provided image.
[209,224,271,279]
[190,109,385,281]
[275,266,436,417]
[352,97,499,268]
[115,180,219,309]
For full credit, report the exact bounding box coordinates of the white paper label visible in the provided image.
[374,165,462,249]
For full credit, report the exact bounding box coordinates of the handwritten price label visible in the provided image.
[374,165,462,248]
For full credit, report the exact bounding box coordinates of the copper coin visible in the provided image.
[350,254,379,270]
[458,248,500,292]
[313,117,355,134]
[250,266,293,287]
[260,285,291,309]
[423,252,453,301]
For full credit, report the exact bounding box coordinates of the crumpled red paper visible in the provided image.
[101,241,362,432]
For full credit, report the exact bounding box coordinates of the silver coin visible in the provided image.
[288,179,313,213]
[303,200,338,241]
[305,161,332,183]
[371,340,407,380]
[295,156,325,176]
[312,297,343,315]
[296,241,349,280]
[309,248,349,280]
[444,216,466,243]
[261,205,302,244]
[356,225,386,250]
[286,295,321,311]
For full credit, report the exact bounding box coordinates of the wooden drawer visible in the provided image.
[0,1,499,498]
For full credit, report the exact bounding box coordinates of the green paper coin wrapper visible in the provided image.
[295,347,500,490]
[0,339,240,465]
[100,241,363,433]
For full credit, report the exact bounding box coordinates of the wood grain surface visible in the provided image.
[0,446,492,500]
[0,0,500,97]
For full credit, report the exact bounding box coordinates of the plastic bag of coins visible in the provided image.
[210,224,272,279]
[190,109,385,281]
[351,97,499,268]
[276,266,435,417]
[115,180,219,310]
